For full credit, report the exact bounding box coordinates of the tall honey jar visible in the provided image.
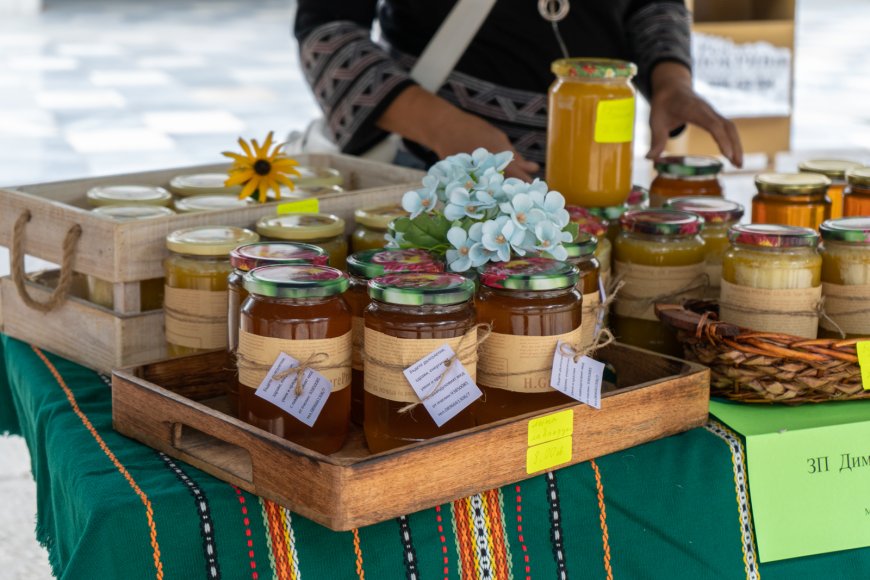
[164,226,258,356]
[798,159,863,219]
[752,173,831,230]
[474,258,581,424]
[818,217,870,338]
[843,167,870,217]
[363,273,477,453]
[564,235,602,351]
[546,58,637,207]
[346,249,444,425]
[351,203,408,253]
[256,213,348,269]
[721,224,821,339]
[237,265,352,455]
[612,209,706,356]
[227,242,329,416]
[663,197,744,294]
[650,156,724,208]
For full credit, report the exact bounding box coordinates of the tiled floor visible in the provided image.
[1,0,870,577]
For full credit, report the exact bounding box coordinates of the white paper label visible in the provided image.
[549,341,605,409]
[254,352,332,427]
[402,345,482,427]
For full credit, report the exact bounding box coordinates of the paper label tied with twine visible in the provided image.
[364,327,478,403]
[613,262,706,321]
[253,352,333,427]
[351,315,365,371]
[719,279,822,339]
[164,286,228,350]
[819,283,870,336]
[549,340,605,409]
[237,329,352,392]
[402,344,482,427]
[478,327,582,393]
[580,290,602,351]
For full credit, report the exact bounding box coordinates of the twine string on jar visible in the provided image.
[816,294,870,339]
[163,306,227,324]
[557,327,616,363]
[236,351,350,396]
[620,273,710,309]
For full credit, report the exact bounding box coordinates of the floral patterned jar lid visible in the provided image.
[819,217,870,244]
[230,242,329,272]
[87,185,173,207]
[654,156,723,178]
[91,205,175,220]
[243,264,348,298]
[566,206,608,237]
[625,184,650,209]
[368,273,474,306]
[169,173,242,196]
[728,224,819,248]
[552,58,637,79]
[166,226,259,256]
[798,159,863,182]
[663,197,744,224]
[479,258,579,291]
[354,203,408,231]
[846,167,870,188]
[256,213,345,240]
[619,209,703,237]
[755,173,831,196]
[347,248,443,280]
[563,234,598,260]
[174,194,253,213]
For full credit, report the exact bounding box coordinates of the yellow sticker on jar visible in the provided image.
[277,198,320,215]
[857,341,870,390]
[594,98,635,144]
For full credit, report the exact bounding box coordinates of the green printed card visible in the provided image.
[710,400,870,562]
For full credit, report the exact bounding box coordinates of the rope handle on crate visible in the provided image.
[10,210,82,313]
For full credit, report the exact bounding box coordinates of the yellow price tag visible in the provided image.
[526,437,572,474]
[277,198,319,215]
[527,409,574,447]
[857,341,870,390]
[594,98,635,144]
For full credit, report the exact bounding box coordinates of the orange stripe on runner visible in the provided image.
[483,490,510,580]
[352,528,365,580]
[264,500,292,579]
[31,346,165,580]
[452,498,476,577]
[590,459,613,580]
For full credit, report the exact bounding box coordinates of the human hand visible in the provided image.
[647,62,743,168]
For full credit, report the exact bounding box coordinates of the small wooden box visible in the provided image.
[112,344,710,531]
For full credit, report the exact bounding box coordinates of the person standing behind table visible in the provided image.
[294,0,743,179]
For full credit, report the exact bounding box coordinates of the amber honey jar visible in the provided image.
[347,249,444,426]
[843,167,870,217]
[164,226,259,356]
[567,205,612,286]
[363,273,477,453]
[89,205,175,311]
[256,212,348,270]
[564,235,602,350]
[237,265,352,455]
[818,218,870,338]
[546,58,637,207]
[474,258,581,424]
[721,224,821,339]
[752,173,831,230]
[612,210,706,356]
[798,159,863,219]
[663,197,744,293]
[351,203,408,253]
[226,242,329,415]
[87,184,173,207]
[650,156,724,208]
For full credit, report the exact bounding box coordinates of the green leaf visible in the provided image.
[563,222,580,241]
[402,213,451,249]
[391,217,412,234]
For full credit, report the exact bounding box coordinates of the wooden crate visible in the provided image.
[112,343,710,531]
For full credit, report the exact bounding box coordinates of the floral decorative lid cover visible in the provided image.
[552,58,637,79]
[368,272,474,306]
[566,205,608,237]
[819,217,870,244]
[563,234,598,260]
[479,258,579,291]
[619,209,703,237]
[663,197,744,224]
[230,242,329,271]
[729,224,819,248]
[654,156,723,177]
[347,248,443,279]
[243,264,348,298]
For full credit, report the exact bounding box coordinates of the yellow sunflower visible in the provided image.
[222,131,300,203]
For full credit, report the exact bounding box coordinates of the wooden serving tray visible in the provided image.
[112,344,710,531]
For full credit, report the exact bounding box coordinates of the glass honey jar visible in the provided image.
[164,226,259,356]
[798,159,863,219]
[818,218,870,338]
[752,173,831,230]
[364,272,477,453]
[546,58,637,207]
[474,258,581,424]
[612,209,706,356]
[346,249,444,426]
[843,167,870,217]
[256,212,348,270]
[237,265,352,454]
[351,203,408,253]
[169,173,242,197]
[721,224,821,339]
[227,242,329,415]
[89,205,175,311]
[663,197,744,294]
[87,184,173,207]
[567,205,612,286]
[564,235,602,351]
[650,156,724,208]
[174,195,253,213]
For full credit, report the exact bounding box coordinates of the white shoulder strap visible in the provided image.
[410,0,498,92]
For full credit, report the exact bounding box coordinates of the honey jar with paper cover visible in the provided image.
[237,264,352,454]
[752,173,831,230]
[799,159,863,219]
[650,156,724,208]
[612,209,706,356]
[363,272,477,453]
[474,258,582,424]
[721,224,821,339]
[818,218,870,338]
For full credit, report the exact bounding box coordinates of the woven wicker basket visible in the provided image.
[655,301,870,404]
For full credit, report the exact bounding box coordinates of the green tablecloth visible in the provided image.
[2,334,868,579]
